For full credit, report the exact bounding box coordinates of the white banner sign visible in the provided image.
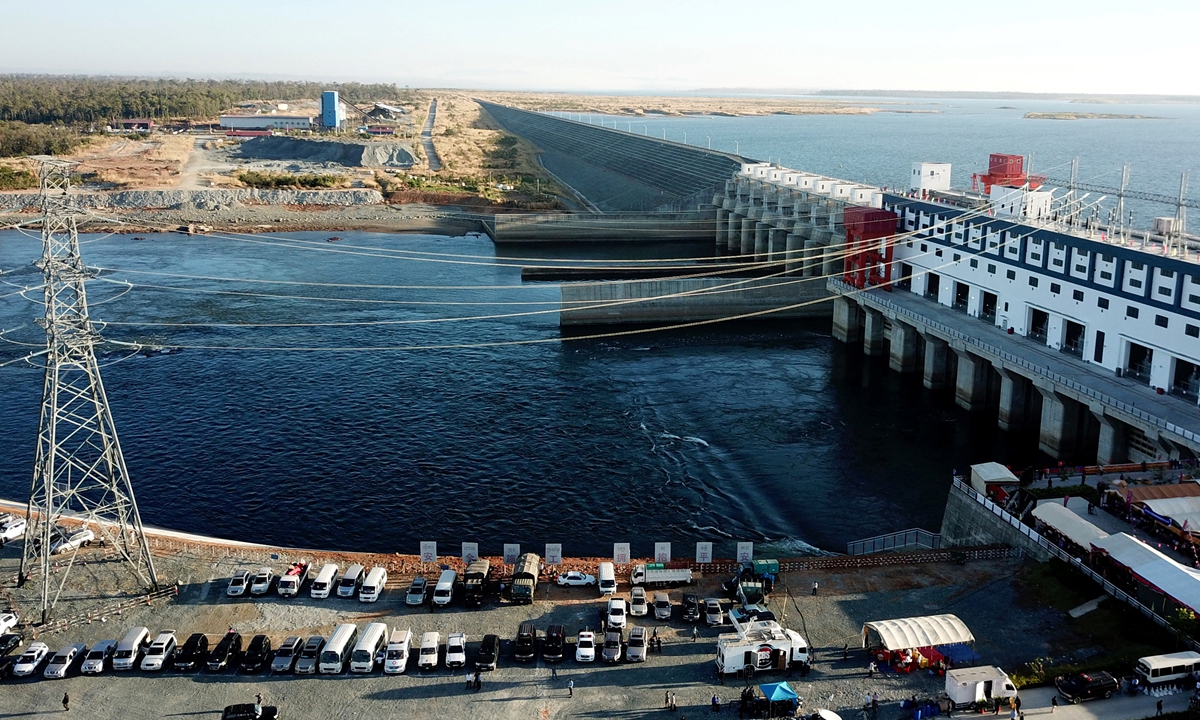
[461,542,479,564]
[696,542,713,564]
[503,543,521,565]
[736,541,754,563]
[545,543,563,565]
[419,541,438,564]
[613,543,630,565]
[654,542,671,563]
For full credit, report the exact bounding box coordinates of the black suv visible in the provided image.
[207,631,242,672]
[240,634,272,672]
[514,623,536,662]
[682,593,701,622]
[0,633,22,657]
[476,634,499,671]
[542,625,565,662]
[174,633,209,671]
[1055,671,1119,703]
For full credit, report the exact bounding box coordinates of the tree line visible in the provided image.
[0,76,403,125]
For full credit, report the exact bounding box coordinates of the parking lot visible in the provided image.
[0,543,1062,719]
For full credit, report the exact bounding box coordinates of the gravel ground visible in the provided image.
[0,538,1054,720]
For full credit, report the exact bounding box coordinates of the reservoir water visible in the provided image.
[1,99,1193,556]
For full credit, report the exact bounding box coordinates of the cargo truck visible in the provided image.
[630,563,693,586]
[945,667,1018,709]
[714,618,808,678]
[510,553,541,604]
[463,560,492,607]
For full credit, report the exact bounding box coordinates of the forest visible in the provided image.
[0,76,403,124]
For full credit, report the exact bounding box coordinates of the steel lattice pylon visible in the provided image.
[19,157,158,623]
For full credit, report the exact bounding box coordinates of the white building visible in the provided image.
[219,115,314,130]
[885,194,1200,417]
[911,162,952,193]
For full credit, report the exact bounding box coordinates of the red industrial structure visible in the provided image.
[842,206,899,290]
[972,153,1044,192]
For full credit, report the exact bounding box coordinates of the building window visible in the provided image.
[1100,271,1113,281]
[935,249,943,257]
[1127,306,1139,318]
[1007,269,1016,280]
[1158,286,1173,296]
[955,254,962,262]
[1155,315,1169,328]
[987,264,996,274]
[1051,283,1061,294]
[1029,277,1039,288]
[1030,254,1042,262]
[1075,265,1087,274]
[1161,269,1175,278]
[920,244,927,252]
[1188,324,1200,338]
[1132,261,1144,270]
[1098,297,1109,309]
[1129,279,1143,289]
[1190,294,1200,304]
[969,258,977,268]
[1073,290,1084,301]
[1052,258,1065,267]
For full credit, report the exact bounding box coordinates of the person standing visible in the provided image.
[666,691,672,709]
[568,679,574,698]
[692,625,698,642]
[62,693,69,712]
[843,643,849,660]
[1050,696,1057,713]
[671,692,678,710]
[812,581,819,596]
[551,663,558,678]
[1157,699,1164,716]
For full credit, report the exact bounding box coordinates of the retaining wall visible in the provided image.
[939,480,1053,560]
[560,276,832,326]
[0,188,385,212]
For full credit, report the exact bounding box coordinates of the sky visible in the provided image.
[2,0,1198,95]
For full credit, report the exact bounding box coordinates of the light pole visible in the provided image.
[683,131,687,145]
[735,140,740,155]
[627,122,632,132]
[639,124,648,135]
[706,136,711,149]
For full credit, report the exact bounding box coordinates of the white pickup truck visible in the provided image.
[630,563,693,586]
[276,561,310,597]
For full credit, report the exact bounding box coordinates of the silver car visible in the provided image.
[653,592,672,620]
[81,639,117,674]
[626,626,647,662]
[272,635,303,673]
[226,570,251,597]
[293,635,325,675]
[601,630,623,663]
[44,643,86,679]
[705,598,725,626]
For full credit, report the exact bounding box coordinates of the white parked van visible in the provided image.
[359,567,388,603]
[383,628,412,674]
[598,562,617,595]
[319,623,359,674]
[432,569,457,607]
[1136,651,1200,686]
[417,631,440,670]
[139,630,177,671]
[350,622,389,673]
[337,564,365,598]
[112,626,151,671]
[310,563,339,599]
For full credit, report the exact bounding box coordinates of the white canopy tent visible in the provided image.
[861,614,974,650]
[969,462,1017,494]
[1092,533,1200,613]
[1141,497,1200,533]
[1031,503,1110,548]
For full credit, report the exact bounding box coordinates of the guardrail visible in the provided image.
[847,528,942,556]
[948,478,1199,650]
[828,279,1200,446]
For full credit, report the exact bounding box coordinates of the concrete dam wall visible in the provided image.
[478,101,742,212]
[560,277,830,326]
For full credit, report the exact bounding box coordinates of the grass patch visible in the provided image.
[1011,560,1182,687]
[0,121,87,157]
[0,164,36,190]
[236,171,345,189]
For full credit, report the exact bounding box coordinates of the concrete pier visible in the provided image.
[922,335,948,390]
[832,296,861,343]
[954,350,989,412]
[996,369,1029,432]
[863,309,887,357]
[1094,410,1128,465]
[740,213,757,255]
[889,322,918,374]
[1037,387,1079,458]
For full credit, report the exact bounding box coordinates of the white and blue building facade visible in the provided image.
[322,90,345,129]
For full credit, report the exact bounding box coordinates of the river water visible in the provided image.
[2,98,1192,557]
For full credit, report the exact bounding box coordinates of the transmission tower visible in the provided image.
[19,157,158,624]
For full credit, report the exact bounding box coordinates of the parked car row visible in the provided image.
[0,515,93,555]
[227,562,388,603]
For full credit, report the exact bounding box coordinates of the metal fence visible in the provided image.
[846,528,942,556]
[829,279,1200,447]
[948,478,1199,650]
